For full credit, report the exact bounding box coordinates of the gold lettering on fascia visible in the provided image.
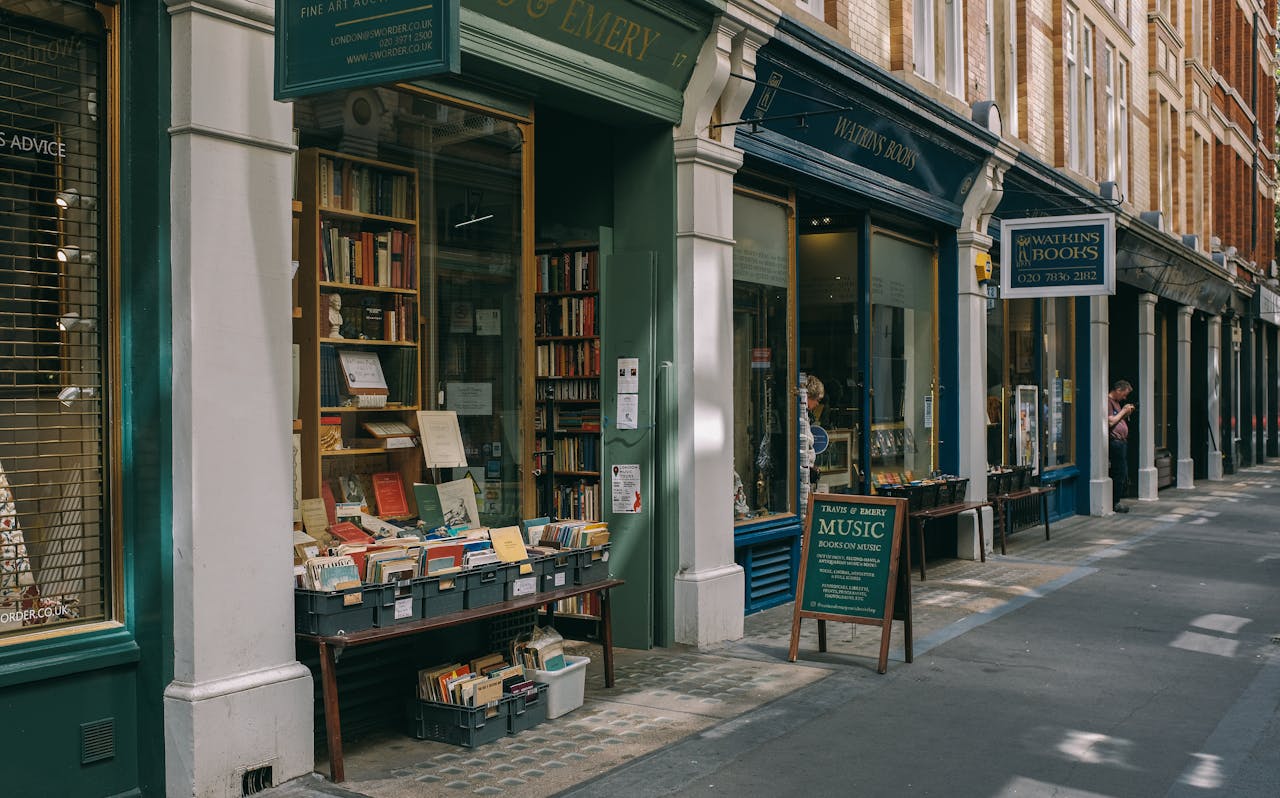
[301,0,402,20]
[831,116,918,172]
[492,0,661,63]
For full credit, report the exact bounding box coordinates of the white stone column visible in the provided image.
[1137,293,1158,499]
[1176,306,1194,488]
[671,2,777,647]
[1089,295,1113,514]
[164,1,313,794]
[1244,320,1257,466]
[1261,329,1270,462]
[951,148,1010,558]
[1207,315,1224,480]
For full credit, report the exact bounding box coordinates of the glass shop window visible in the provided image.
[731,189,794,522]
[0,0,116,641]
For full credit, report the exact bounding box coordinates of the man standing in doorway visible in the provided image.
[1107,379,1136,513]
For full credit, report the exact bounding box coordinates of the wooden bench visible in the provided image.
[297,577,624,783]
[908,500,992,581]
[991,484,1057,554]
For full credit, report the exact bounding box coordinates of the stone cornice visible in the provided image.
[166,0,275,31]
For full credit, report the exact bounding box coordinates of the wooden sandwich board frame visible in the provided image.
[789,492,913,674]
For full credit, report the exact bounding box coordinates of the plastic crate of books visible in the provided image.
[531,655,589,719]
[408,698,511,747]
[369,579,421,627]
[506,683,549,735]
[416,573,466,619]
[535,551,575,592]
[948,477,969,503]
[573,545,610,585]
[933,479,956,505]
[294,586,375,636]
[463,563,517,609]
[876,484,923,512]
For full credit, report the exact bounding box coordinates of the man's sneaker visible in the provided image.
[1113,504,1130,513]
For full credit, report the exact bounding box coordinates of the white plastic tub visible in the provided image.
[532,654,590,719]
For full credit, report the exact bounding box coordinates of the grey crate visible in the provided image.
[294,586,375,636]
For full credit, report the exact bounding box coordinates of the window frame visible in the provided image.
[0,0,123,647]
[914,0,936,82]
[1064,6,1079,170]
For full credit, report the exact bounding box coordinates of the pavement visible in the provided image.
[261,466,1280,798]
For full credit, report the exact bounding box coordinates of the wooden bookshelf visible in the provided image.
[295,147,423,503]
[534,243,602,520]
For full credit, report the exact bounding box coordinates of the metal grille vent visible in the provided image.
[241,765,273,795]
[80,717,113,764]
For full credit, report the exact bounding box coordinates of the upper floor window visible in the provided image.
[943,0,966,98]
[795,0,824,21]
[0,0,117,643]
[1117,57,1129,197]
[914,0,936,82]
[1064,7,1079,170]
[1080,23,1095,178]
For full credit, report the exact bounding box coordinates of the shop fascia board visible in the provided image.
[739,128,963,228]
[769,15,1000,159]
[459,0,719,125]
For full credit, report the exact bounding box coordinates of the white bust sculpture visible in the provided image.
[327,294,343,338]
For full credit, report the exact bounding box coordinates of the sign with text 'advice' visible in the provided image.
[1000,213,1115,298]
[789,493,909,673]
[276,0,459,101]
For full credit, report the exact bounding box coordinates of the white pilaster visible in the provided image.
[1137,293,1158,499]
[952,149,1011,558]
[671,1,778,647]
[1243,321,1257,466]
[1261,329,1270,462]
[1207,315,1224,480]
[1089,295,1112,514]
[164,1,313,795]
[1176,306,1194,488]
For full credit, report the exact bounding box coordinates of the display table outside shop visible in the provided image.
[297,578,624,783]
[908,500,992,581]
[992,484,1057,554]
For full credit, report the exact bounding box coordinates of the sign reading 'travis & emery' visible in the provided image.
[1000,213,1116,298]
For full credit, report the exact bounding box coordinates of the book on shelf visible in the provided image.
[535,340,601,378]
[535,248,598,293]
[319,154,412,218]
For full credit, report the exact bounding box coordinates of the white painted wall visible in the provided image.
[164,0,313,794]
[1089,295,1112,514]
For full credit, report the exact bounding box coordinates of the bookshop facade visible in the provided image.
[726,18,1005,610]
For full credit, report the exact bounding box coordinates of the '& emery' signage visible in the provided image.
[1000,213,1116,298]
[463,0,706,92]
[275,0,460,101]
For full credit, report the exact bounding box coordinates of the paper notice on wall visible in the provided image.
[923,395,933,429]
[617,357,639,393]
[611,464,642,514]
[617,394,638,430]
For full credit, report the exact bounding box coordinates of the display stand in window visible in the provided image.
[295,149,424,508]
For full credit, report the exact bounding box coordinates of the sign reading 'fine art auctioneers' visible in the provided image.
[275,0,459,101]
[789,493,910,674]
[1000,213,1116,298]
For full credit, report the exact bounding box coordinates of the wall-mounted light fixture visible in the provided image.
[57,385,97,407]
[57,311,96,332]
[56,246,94,264]
[55,188,96,210]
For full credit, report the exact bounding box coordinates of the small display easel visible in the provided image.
[788,492,913,674]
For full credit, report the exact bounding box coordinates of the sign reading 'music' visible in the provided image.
[1000,213,1115,298]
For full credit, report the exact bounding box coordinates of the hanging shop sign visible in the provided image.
[789,493,911,673]
[1253,285,1280,326]
[275,0,460,101]
[743,50,985,204]
[1000,213,1116,298]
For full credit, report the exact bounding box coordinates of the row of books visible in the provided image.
[535,519,609,549]
[327,294,417,343]
[546,592,602,618]
[543,434,599,473]
[319,156,412,218]
[319,224,416,288]
[535,340,601,378]
[537,377,600,401]
[534,295,598,338]
[535,248,598,293]
[418,654,532,709]
[551,481,601,522]
[555,408,601,432]
[319,346,417,408]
